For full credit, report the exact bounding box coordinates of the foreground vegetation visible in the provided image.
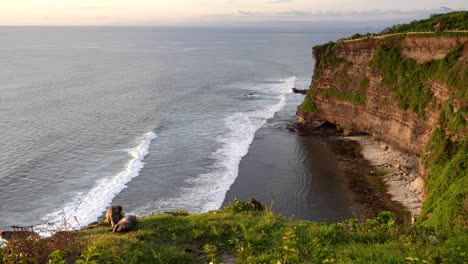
[1,200,467,263]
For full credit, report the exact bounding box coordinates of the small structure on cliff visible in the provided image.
[433,22,444,31]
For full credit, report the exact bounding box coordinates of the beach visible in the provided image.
[223,104,416,222]
[221,94,367,221]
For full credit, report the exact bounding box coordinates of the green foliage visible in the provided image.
[203,244,221,264]
[370,43,466,121]
[439,98,467,132]
[321,88,366,106]
[300,97,318,113]
[421,129,467,233]
[64,205,467,263]
[388,11,468,33]
[359,78,370,88]
[313,41,347,70]
[370,45,432,117]
[48,250,66,264]
[3,201,467,263]
[224,198,255,213]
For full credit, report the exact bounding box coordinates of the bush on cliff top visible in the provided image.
[388,11,468,33]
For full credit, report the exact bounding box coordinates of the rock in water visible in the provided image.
[113,215,137,233]
[292,88,307,94]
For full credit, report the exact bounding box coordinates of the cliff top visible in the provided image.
[389,11,468,33]
[332,11,468,43]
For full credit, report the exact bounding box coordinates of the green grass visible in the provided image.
[370,45,433,118]
[300,97,318,113]
[4,203,466,263]
[421,130,468,233]
[359,78,370,89]
[321,88,366,106]
[370,42,466,122]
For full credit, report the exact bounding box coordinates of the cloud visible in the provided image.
[197,6,466,28]
[266,0,294,3]
[237,11,265,15]
[212,7,463,21]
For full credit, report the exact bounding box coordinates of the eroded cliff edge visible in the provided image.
[297,33,467,231]
[298,35,467,153]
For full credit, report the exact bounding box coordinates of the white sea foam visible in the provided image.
[131,76,296,215]
[37,131,157,235]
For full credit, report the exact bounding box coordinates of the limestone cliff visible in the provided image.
[297,35,467,155]
[297,33,468,231]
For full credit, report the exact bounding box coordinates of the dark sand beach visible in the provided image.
[222,120,365,221]
[222,108,412,222]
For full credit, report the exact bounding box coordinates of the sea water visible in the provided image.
[0,27,360,232]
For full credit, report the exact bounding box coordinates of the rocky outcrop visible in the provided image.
[297,35,468,155]
[292,88,308,94]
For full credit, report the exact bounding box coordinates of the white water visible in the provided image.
[37,131,157,234]
[131,76,295,215]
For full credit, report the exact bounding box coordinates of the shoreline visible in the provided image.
[222,120,362,222]
[224,116,421,223]
[300,126,415,223]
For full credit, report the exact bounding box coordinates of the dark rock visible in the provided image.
[292,88,307,95]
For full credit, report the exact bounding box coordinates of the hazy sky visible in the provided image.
[1,0,466,26]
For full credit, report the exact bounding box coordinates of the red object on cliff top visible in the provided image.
[433,22,444,30]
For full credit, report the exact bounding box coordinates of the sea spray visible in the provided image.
[37,131,157,234]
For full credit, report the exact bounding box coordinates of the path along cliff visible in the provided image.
[297,33,467,232]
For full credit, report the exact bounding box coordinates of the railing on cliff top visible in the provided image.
[342,30,468,43]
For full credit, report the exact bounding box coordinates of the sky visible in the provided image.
[0,0,466,26]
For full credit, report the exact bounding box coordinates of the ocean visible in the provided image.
[0,26,359,232]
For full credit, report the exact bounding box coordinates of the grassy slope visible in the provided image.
[4,203,466,264]
[75,207,468,264]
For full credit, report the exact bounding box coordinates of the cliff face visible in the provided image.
[298,34,468,231]
[297,36,468,155]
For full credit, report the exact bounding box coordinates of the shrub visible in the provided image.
[300,97,318,113]
[321,88,366,106]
